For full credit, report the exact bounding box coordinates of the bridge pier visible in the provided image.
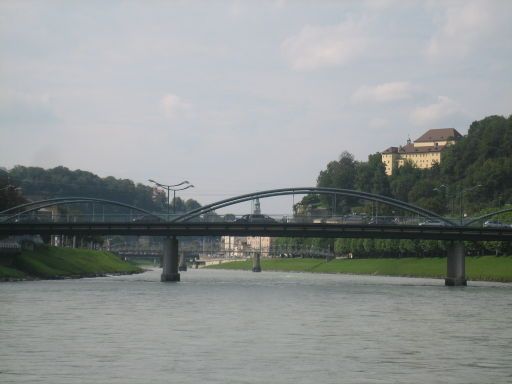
[445,241,467,286]
[252,252,262,272]
[178,252,187,271]
[161,236,180,282]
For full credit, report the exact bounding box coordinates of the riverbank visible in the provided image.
[206,256,512,282]
[0,246,143,281]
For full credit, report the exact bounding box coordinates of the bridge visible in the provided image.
[1,187,511,286]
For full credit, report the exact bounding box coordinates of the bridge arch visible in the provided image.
[173,187,456,226]
[1,197,161,222]
[1,197,89,214]
[463,207,512,227]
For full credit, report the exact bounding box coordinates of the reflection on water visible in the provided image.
[1,269,511,384]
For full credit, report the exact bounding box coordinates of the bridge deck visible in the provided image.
[1,222,511,241]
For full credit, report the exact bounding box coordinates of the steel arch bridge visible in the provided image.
[172,187,456,225]
[1,188,509,228]
[2,189,510,287]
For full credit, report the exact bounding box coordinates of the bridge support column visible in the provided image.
[445,241,467,286]
[178,252,187,271]
[252,252,262,272]
[161,236,180,282]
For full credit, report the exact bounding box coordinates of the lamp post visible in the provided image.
[458,184,482,225]
[170,184,194,214]
[148,179,194,218]
[433,184,452,215]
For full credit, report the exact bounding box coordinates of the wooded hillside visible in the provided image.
[3,166,200,213]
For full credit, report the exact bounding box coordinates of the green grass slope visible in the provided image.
[0,264,27,280]
[1,246,142,280]
[207,256,512,282]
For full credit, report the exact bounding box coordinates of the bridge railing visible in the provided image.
[0,212,177,223]
[2,211,510,228]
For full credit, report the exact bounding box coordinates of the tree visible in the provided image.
[439,115,512,216]
[0,169,27,211]
[407,179,446,213]
[0,186,27,212]
[355,153,390,196]
[316,151,357,213]
[389,161,423,202]
[317,151,357,189]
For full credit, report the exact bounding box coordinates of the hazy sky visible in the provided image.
[1,0,511,210]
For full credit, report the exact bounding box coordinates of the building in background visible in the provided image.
[220,198,273,258]
[381,128,462,175]
[220,235,274,258]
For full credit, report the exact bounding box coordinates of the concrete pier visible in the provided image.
[445,241,467,286]
[252,252,262,272]
[178,252,187,271]
[161,237,180,282]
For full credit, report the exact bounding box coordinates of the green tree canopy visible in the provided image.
[7,166,201,213]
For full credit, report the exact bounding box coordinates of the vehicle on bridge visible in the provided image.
[132,215,164,223]
[343,214,369,224]
[13,214,41,224]
[368,216,398,225]
[483,220,508,228]
[418,219,447,226]
[235,214,277,224]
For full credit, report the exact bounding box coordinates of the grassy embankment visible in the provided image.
[206,256,512,282]
[0,246,142,281]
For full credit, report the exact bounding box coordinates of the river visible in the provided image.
[1,269,511,383]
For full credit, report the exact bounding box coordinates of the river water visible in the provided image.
[1,269,511,384]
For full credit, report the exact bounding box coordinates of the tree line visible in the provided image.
[1,166,201,214]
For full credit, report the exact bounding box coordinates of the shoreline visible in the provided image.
[0,246,144,282]
[0,269,146,283]
[205,256,512,283]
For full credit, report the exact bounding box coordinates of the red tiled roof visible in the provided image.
[382,146,398,154]
[414,128,462,143]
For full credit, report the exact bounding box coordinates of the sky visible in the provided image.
[1,0,511,213]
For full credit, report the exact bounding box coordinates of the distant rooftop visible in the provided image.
[414,128,462,143]
[382,143,447,154]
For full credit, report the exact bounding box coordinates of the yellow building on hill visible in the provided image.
[381,128,462,175]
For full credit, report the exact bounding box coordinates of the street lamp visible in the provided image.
[170,184,194,214]
[458,184,482,225]
[433,184,453,215]
[148,179,194,217]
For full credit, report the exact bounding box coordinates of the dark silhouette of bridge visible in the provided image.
[1,188,511,286]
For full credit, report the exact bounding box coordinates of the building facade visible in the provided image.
[220,235,273,258]
[220,199,274,259]
[381,128,462,175]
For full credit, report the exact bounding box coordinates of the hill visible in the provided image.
[309,114,512,216]
[2,166,200,213]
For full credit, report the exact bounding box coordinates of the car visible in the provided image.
[235,214,277,224]
[368,217,397,225]
[132,214,164,223]
[342,214,367,224]
[483,220,507,228]
[13,215,41,223]
[418,219,447,226]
